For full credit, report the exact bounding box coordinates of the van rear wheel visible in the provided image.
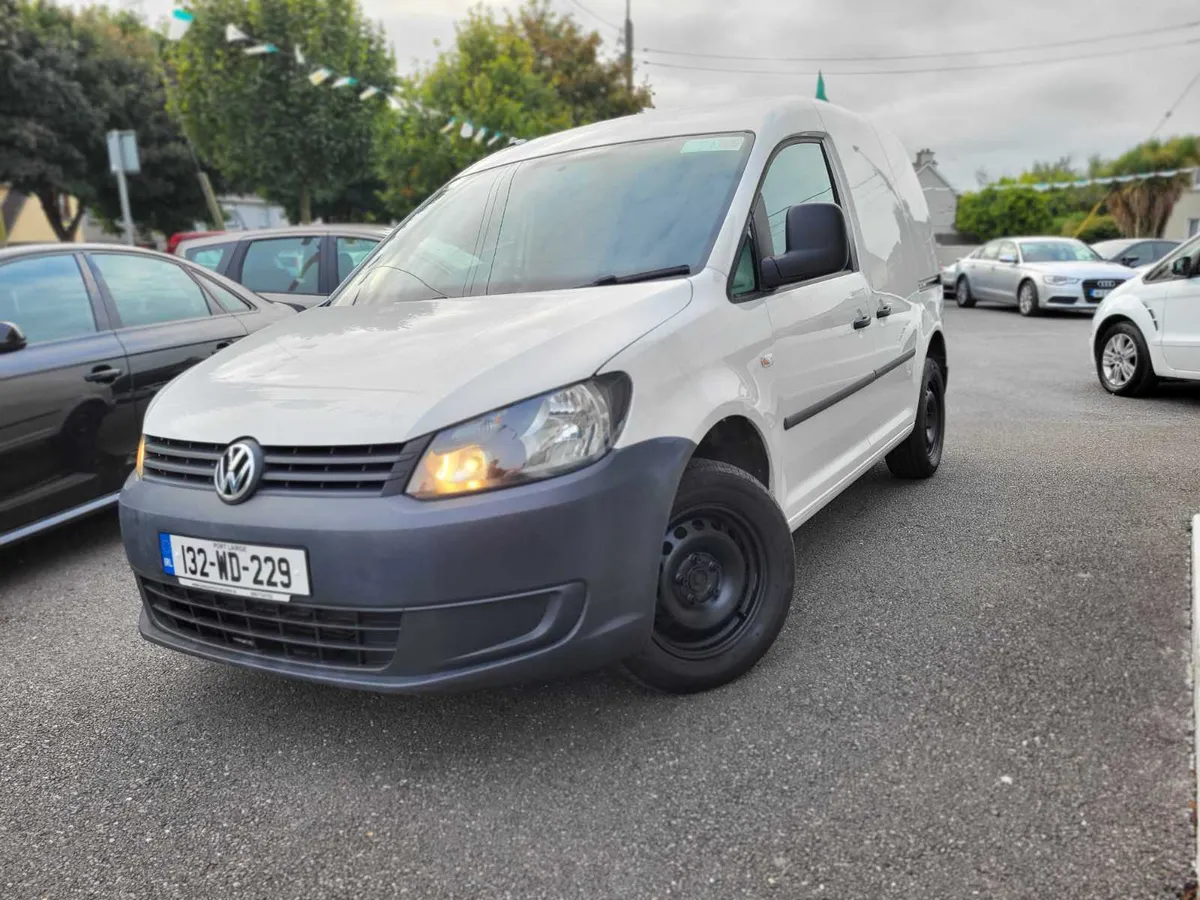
[620,459,795,694]
[885,356,945,479]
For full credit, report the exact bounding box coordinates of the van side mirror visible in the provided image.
[760,202,850,289]
[0,321,26,353]
[1171,256,1194,278]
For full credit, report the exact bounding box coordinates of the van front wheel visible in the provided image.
[620,459,795,694]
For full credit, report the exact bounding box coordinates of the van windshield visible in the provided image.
[331,132,752,304]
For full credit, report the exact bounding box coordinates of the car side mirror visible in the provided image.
[998,253,1017,264]
[1119,256,1138,267]
[1171,256,1193,278]
[0,321,26,353]
[760,202,850,289]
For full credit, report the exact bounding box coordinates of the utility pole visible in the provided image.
[623,0,633,91]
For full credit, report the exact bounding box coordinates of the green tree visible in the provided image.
[1101,136,1199,237]
[955,187,1052,243]
[0,1,211,240]
[168,0,395,223]
[376,1,652,221]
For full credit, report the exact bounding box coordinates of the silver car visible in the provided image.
[954,236,1133,316]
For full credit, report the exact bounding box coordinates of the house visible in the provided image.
[912,149,959,242]
[1162,168,1200,241]
[0,186,83,244]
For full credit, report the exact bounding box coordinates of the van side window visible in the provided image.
[730,238,758,298]
[759,142,837,258]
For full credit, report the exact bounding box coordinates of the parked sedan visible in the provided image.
[1092,238,1179,269]
[176,225,390,309]
[954,236,1133,316]
[1091,233,1200,395]
[0,244,295,546]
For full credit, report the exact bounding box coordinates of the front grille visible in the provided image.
[1083,278,1124,300]
[141,577,401,670]
[142,435,410,495]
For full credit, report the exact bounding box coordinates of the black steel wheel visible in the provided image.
[621,459,795,693]
[885,355,945,479]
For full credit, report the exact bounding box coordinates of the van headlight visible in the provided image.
[1043,274,1080,285]
[406,375,631,499]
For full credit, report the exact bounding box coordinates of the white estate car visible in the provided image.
[118,98,948,694]
[1091,233,1200,396]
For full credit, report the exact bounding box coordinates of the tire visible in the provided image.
[1017,280,1041,317]
[620,459,795,694]
[885,356,946,480]
[955,276,976,308]
[1096,321,1157,397]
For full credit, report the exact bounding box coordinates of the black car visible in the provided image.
[0,243,294,546]
[1091,238,1179,269]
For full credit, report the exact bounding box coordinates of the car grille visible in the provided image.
[142,435,412,495]
[1083,278,1124,300]
[141,577,401,670]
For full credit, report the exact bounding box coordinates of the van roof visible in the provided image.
[459,97,843,179]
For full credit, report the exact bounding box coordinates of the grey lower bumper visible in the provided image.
[120,438,693,692]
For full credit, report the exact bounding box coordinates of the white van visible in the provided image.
[119,98,947,694]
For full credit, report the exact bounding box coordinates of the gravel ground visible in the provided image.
[1,303,1198,899]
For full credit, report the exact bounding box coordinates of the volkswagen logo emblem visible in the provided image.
[214,439,263,505]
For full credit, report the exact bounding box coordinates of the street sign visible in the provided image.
[106,130,140,175]
[106,130,139,244]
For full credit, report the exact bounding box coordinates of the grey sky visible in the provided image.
[89,0,1200,190]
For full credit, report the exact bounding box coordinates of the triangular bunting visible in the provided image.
[167,8,193,41]
[359,86,380,101]
[332,75,357,88]
[440,117,458,134]
[225,23,251,43]
[244,43,277,56]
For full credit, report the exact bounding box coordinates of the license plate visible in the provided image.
[160,533,310,601]
[1089,289,1110,300]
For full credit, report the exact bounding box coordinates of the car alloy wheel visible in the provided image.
[955,277,974,308]
[1101,331,1138,390]
[1018,282,1038,316]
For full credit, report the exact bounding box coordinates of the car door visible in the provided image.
[1160,243,1200,374]
[232,233,325,308]
[85,251,251,425]
[992,240,1021,302]
[0,252,136,541]
[968,241,1000,300]
[746,139,878,519]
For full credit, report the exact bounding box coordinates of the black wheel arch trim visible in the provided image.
[783,347,917,431]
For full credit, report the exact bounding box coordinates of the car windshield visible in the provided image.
[331,132,753,305]
[1091,239,1133,258]
[1018,240,1102,263]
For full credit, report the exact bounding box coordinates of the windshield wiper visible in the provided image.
[587,265,692,287]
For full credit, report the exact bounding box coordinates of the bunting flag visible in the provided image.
[170,11,525,151]
[992,166,1199,192]
[816,71,828,102]
[167,8,193,41]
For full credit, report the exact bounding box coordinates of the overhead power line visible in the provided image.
[640,19,1200,63]
[641,35,1200,77]
[1150,67,1200,137]
[568,0,619,32]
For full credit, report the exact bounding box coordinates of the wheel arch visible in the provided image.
[691,414,771,491]
[925,327,947,387]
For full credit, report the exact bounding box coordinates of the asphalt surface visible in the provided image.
[2,303,1199,899]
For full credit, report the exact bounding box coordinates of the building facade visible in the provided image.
[1162,169,1200,241]
[913,149,959,242]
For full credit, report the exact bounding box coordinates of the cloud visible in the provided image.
[75,0,1200,189]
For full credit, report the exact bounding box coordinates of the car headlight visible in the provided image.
[135,435,146,478]
[406,375,631,499]
[1043,275,1080,285]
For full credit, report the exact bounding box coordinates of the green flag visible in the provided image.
[816,71,828,102]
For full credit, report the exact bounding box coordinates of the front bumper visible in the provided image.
[120,438,693,693]
[1040,279,1122,310]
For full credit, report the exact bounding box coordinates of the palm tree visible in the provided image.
[1103,137,1199,237]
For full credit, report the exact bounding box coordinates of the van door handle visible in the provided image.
[83,365,123,384]
[852,312,872,330]
[877,304,893,318]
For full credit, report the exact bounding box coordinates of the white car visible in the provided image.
[118,98,948,694]
[1091,234,1200,395]
[955,236,1132,315]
